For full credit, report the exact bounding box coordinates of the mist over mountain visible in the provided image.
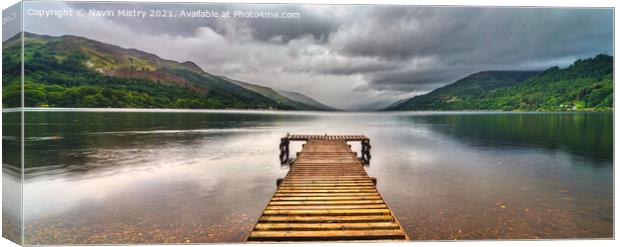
[276,90,337,111]
[221,77,333,111]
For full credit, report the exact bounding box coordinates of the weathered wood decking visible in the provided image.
[247,135,409,242]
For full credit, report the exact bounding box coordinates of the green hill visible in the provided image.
[221,77,333,110]
[385,71,540,110]
[386,54,613,111]
[2,32,314,110]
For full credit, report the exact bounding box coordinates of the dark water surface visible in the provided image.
[12,110,612,243]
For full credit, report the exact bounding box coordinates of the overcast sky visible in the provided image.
[22,2,613,110]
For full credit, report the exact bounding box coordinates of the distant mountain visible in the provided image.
[2,32,316,110]
[222,77,333,110]
[386,54,613,111]
[385,71,540,110]
[277,90,337,111]
[385,97,412,110]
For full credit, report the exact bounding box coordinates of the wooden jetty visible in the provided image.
[247,134,409,242]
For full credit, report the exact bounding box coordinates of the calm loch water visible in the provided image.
[4,110,613,244]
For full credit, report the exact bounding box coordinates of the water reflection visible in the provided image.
[2,111,22,244]
[400,113,612,160]
[23,111,317,178]
[20,110,613,244]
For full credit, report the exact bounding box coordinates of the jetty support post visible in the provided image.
[279,135,290,164]
[361,139,371,164]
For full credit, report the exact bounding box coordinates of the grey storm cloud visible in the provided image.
[66,2,338,42]
[366,67,467,92]
[22,1,613,110]
[283,56,405,75]
[330,7,612,62]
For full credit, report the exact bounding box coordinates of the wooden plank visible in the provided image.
[288,171,366,173]
[284,176,371,179]
[247,229,406,241]
[277,189,378,193]
[258,215,395,223]
[280,182,373,185]
[290,169,363,171]
[271,196,383,201]
[268,200,385,205]
[281,179,373,182]
[292,166,362,168]
[287,173,367,175]
[262,209,391,216]
[293,162,362,164]
[280,182,374,185]
[254,222,400,231]
[273,192,380,197]
[291,167,363,170]
[287,174,369,177]
[291,166,362,168]
[281,178,372,181]
[266,204,387,210]
[287,174,368,176]
[278,185,375,188]
[288,172,366,175]
[289,173,368,175]
[289,170,365,172]
[291,166,362,169]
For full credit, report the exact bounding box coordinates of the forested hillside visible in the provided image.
[2,33,326,110]
[386,54,613,111]
[385,71,539,110]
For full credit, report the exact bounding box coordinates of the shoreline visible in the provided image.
[1,107,614,114]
